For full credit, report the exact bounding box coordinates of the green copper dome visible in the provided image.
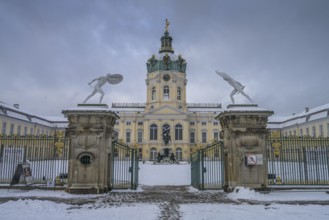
[146,20,187,73]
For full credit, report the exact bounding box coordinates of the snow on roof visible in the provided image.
[221,104,273,113]
[0,101,67,127]
[268,103,329,129]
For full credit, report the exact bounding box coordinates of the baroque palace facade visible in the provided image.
[111,26,222,161]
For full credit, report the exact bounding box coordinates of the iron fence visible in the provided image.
[112,140,139,190]
[0,133,69,184]
[191,141,224,190]
[267,136,329,185]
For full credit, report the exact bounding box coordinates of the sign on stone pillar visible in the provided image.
[216,104,273,192]
[62,104,119,194]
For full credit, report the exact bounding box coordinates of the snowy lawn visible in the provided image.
[1,198,329,220]
[1,200,158,220]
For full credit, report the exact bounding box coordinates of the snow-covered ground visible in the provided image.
[1,163,329,220]
[139,161,191,185]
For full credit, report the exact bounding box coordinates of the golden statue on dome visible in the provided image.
[165,19,170,32]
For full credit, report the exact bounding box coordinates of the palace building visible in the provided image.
[0,101,67,137]
[112,23,222,161]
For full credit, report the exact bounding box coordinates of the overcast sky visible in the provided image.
[1,0,328,117]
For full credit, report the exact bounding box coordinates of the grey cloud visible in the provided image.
[1,0,328,116]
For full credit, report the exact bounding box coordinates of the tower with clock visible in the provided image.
[145,21,187,112]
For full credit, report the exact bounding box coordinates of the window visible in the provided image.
[113,130,119,141]
[126,131,131,143]
[293,130,296,136]
[152,87,156,100]
[177,87,181,100]
[17,125,21,135]
[176,147,182,161]
[24,127,27,136]
[138,121,143,126]
[306,128,309,136]
[190,131,195,143]
[202,132,207,143]
[312,126,316,137]
[319,125,323,137]
[150,147,157,161]
[2,122,6,135]
[30,128,34,135]
[201,121,207,126]
[150,124,158,140]
[126,121,131,126]
[10,124,14,135]
[138,130,143,143]
[213,131,219,141]
[175,124,183,140]
[300,129,303,136]
[213,121,219,126]
[190,122,195,126]
[138,148,142,160]
[163,86,169,99]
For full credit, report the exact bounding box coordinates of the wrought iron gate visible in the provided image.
[0,133,69,184]
[267,136,329,185]
[191,141,224,190]
[111,140,139,189]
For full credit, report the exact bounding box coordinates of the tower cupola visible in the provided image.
[159,19,174,54]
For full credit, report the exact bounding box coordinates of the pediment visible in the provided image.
[144,105,187,119]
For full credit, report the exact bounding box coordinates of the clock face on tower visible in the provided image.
[162,73,171,81]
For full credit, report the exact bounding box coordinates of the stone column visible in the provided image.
[62,104,119,194]
[216,104,273,191]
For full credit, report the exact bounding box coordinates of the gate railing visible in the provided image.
[267,136,329,185]
[191,141,224,190]
[0,133,69,184]
[112,140,138,190]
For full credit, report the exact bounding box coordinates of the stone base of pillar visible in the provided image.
[62,104,119,194]
[216,104,273,192]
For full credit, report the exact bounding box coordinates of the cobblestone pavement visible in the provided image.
[1,186,329,220]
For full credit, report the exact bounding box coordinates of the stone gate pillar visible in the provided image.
[62,104,119,194]
[216,104,273,191]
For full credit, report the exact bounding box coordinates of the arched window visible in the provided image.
[177,87,181,100]
[163,86,169,100]
[150,124,158,140]
[213,129,220,141]
[176,147,182,161]
[151,87,156,100]
[175,124,183,140]
[150,147,157,161]
[113,130,119,141]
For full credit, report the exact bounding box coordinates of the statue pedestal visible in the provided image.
[216,104,273,191]
[62,104,119,194]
